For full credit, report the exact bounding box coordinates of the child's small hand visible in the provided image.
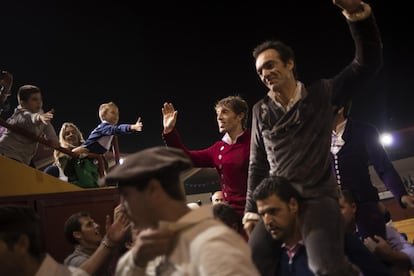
[131,117,143,132]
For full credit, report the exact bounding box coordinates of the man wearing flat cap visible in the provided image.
[100,146,259,276]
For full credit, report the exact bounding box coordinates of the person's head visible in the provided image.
[64,212,102,249]
[100,146,193,229]
[17,85,42,113]
[334,100,352,128]
[214,95,249,133]
[211,190,225,205]
[58,122,84,149]
[338,189,357,233]
[212,203,241,233]
[99,101,119,125]
[0,205,43,274]
[253,176,301,241]
[252,40,296,93]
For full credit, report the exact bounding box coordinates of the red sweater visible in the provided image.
[162,128,251,217]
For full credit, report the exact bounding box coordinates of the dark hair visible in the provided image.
[17,85,41,103]
[340,189,356,205]
[253,176,301,205]
[64,211,90,245]
[343,100,352,118]
[212,203,241,232]
[0,205,43,259]
[252,40,297,79]
[215,95,249,129]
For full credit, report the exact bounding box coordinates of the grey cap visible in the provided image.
[100,146,193,186]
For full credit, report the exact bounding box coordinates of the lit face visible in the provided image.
[20,92,43,113]
[63,126,81,147]
[338,197,356,231]
[215,105,243,134]
[103,106,119,125]
[119,183,157,230]
[76,216,102,247]
[211,191,224,205]
[256,194,298,241]
[255,49,293,93]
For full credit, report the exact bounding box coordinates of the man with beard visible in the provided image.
[252,176,391,276]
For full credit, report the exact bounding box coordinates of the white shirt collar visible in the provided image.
[221,130,245,145]
[267,81,303,112]
[333,119,348,139]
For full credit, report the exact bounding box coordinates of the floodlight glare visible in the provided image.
[379,132,393,147]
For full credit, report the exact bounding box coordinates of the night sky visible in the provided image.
[1,1,413,154]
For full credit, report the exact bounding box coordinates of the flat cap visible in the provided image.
[100,146,193,186]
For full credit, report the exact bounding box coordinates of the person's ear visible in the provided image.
[237,112,245,121]
[288,197,299,213]
[287,59,295,71]
[351,202,357,215]
[73,231,82,241]
[147,178,162,198]
[13,234,30,255]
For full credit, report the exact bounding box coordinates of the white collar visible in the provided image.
[267,81,303,112]
[221,130,245,145]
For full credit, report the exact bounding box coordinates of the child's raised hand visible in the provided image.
[131,117,143,132]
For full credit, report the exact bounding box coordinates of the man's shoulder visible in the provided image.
[252,96,271,112]
[191,219,245,245]
[38,254,89,276]
[64,250,89,267]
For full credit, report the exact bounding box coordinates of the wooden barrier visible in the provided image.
[0,187,120,263]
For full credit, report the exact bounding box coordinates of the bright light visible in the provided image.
[119,158,124,165]
[380,133,393,147]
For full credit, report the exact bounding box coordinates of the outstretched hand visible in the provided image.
[0,71,13,96]
[39,109,55,124]
[131,117,143,132]
[162,102,178,134]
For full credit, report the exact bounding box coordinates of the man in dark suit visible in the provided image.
[331,100,414,240]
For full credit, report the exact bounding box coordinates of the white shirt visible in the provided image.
[267,81,303,112]
[115,205,259,276]
[386,224,414,270]
[331,119,347,155]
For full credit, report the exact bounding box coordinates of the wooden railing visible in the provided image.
[0,117,120,177]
